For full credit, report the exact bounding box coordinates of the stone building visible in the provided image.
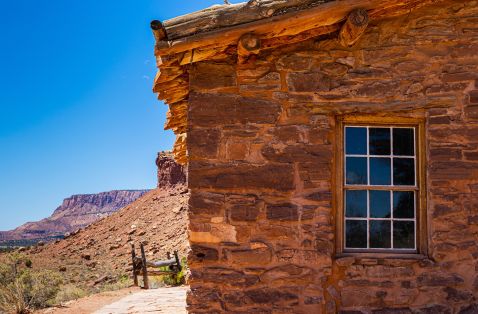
[151,0,478,312]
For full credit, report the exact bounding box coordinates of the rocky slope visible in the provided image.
[0,191,149,247]
[22,153,189,291]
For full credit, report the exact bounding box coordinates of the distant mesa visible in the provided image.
[0,152,185,248]
[0,190,149,247]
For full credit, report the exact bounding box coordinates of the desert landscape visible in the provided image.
[2,0,478,313]
[0,153,189,313]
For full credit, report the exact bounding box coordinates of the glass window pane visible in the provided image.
[370,190,391,218]
[346,127,367,155]
[370,220,391,248]
[393,221,415,249]
[346,157,367,185]
[369,128,391,155]
[393,128,414,156]
[345,190,367,218]
[346,220,367,248]
[393,191,415,218]
[370,157,391,185]
[393,158,415,185]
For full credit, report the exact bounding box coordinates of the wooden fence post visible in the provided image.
[131,244,138,287]
[140,242,149,289]
[174,250,181,271]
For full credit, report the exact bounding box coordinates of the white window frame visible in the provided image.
[343,125,418,252]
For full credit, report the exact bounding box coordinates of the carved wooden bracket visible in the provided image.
[339,8,369,47]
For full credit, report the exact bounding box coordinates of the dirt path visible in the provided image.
[93,286,187,314]
[39,286,187,314]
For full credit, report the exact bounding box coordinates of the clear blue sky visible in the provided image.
[0,0,241,231]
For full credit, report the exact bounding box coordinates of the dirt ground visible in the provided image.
[38,286,187,314]
[37,288,139,314]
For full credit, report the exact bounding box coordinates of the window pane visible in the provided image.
[346,127,367,155]
[370,190,391,218]
[346,157,367,185]
[393,158,415,185]
[393,221,415,249]
[370,157,391,185]
[393,128,414,156]
[393,191,415,218]
[345,190,367,218]
[370,220,391,248]
[346,220,367,248]
[369,128,391,155]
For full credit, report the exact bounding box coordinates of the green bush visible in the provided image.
[0,253,62,313]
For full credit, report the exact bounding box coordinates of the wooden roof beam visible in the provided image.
[154,0,441,56]
[339,8,369,47]
[151,20,168,42]
[237,33,261,63]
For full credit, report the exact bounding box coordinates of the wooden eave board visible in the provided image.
[156,0,440,56]
[163,0,334,41]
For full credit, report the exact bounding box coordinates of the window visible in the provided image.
[336,117,426,255]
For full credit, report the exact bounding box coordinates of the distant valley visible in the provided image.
[0,190,149,247]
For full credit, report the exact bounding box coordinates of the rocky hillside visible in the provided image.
[23,153,189,291]
[0,190,149,247]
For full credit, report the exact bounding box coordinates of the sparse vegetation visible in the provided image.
[0,253,62,313]
[100,274,132,292]
[158,257,188,287]
[55,284,87,304]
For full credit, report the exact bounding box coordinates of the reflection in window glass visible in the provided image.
[369,128,390,155]
[346,190,367,218]
[344,125,417,251]
[346,220,367,248]
[393,128,414,156]
[393,191,414,219]
[370,220,391,248]
[393,158,415,186]
[370,158,391,185]
[393,221,415,249]
[346,157,367,185]
[346,127,367,155]
[370,190,391,218]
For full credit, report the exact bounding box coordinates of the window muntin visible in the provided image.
[344,126,417,251]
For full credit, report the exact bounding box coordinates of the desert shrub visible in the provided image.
[24,260,32,268]
[99,274,132,292]
[0,253,62,313]
[157,257,188,286]
[55,284,87,303]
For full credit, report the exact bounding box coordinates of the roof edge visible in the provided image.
[153,0,439,56]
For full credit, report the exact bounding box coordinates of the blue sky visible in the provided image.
[0,0,241,230]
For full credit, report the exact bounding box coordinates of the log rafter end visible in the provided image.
[339,8,369,47]
[237,33,261,63]
[151,20,168,42]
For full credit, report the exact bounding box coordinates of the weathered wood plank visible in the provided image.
[155,0,441,56]
[162,0,333,41]
[140,243,149,289]
[146,258,177,268]
[131,244,138,287]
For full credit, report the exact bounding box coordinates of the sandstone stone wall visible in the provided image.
[186,1,478,313]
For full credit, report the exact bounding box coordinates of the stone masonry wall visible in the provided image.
[186,1,478,313]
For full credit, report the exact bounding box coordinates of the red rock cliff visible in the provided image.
[156,151,186,187]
